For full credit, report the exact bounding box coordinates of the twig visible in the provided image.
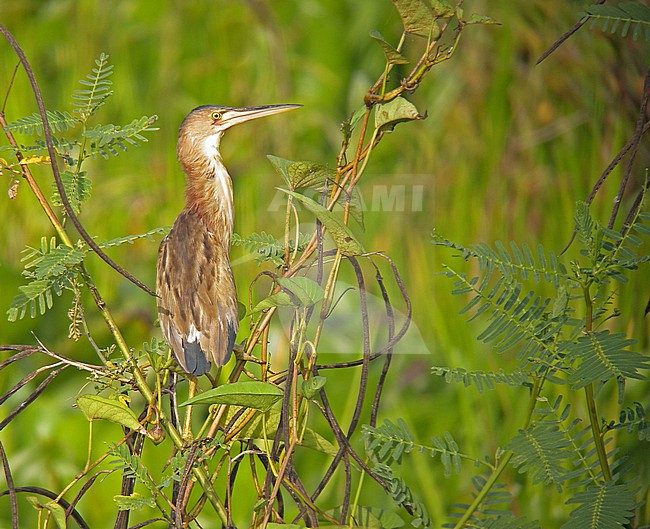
[608,66,650,229]
[0,367,67,431]
[536,0,606,66]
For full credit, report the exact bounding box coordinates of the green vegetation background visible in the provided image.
[0,1,648,527]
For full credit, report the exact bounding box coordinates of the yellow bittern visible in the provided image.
[157,104,301,375]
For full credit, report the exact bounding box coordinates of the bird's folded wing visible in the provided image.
[156,210,239,373]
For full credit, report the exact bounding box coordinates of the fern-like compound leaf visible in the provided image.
[50,170,92,215]
[561,481,637,529]
[99,226,171,248]
[72,52,114,117]
[431,366,529,393]
[603,402,649,441]
[7,238,84,321]
[232,230,310,265]
[562,330,649,389]
[372,463,431,528]
[6,110,79,135]
[580,2,650,41]
[83,115,158,158]
[108,443,159,500]
[505,421,573,491]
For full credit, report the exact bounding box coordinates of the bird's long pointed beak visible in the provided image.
[227,104,302,127]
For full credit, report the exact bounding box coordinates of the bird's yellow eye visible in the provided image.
[211,111,222,121]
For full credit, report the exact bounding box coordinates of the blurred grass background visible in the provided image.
[0,0,648,527]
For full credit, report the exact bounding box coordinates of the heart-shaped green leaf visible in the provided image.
[268,155,334,191]
[252,276,324,313]
[375,97,425,132]
[77,395,143,432]
[391,0,441,38]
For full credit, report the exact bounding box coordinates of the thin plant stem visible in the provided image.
[581,284,612,482]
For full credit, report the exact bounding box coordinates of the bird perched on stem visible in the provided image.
[157,104,301,375]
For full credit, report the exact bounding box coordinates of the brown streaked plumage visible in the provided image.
[157,104,301,375]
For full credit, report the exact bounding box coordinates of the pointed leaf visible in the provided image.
[277,276,324,307]
[369,30,409,64]
[465,13,500,25]
[277,189,364,256]
[268,155,333,190]
[44,501,67,529]
[375,97,425,132]
[252,291,294,313]
[342,105,369,140]
[348,186,366,230]
[253,276,324,313]
[77,395,144,432]
[179,380,283,411]
[391,0,441,38]
[301,428,338,457]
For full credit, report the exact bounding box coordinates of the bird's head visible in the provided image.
[177,104,301,168]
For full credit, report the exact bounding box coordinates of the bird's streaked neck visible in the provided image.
[181,132,234,241]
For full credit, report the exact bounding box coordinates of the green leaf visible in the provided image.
[369,30,409,64]
[432,366,529,393]
[301,428,338,457]
[179,380,283,411]
[72,52,114,116]
[99,226,171,248]
[252,290,293,312]
[375,96,425,132]
[581,3,650,42]
[564,331,648,389]
[371,463,431,528]
[267,155,334,190]
[45,501,67,529]
[277,189,364,256]
[7,278,60,321]
[113,492,156,511]
[253,276,324,312]
[32,246,85,279]
[51,170,92,215]
[6,109,79,135]
[266,155,365,229]
[430,0,455,17]
[465,13,500,25]
[390,0,441,38]
[277,276,324,306]
[220,406,336,456]
[505,421,572,491]
[342,105,368,140]
[77,395,144,431]
[83,115,158,158]
[348,186,366,230]
[561,482,636,529]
